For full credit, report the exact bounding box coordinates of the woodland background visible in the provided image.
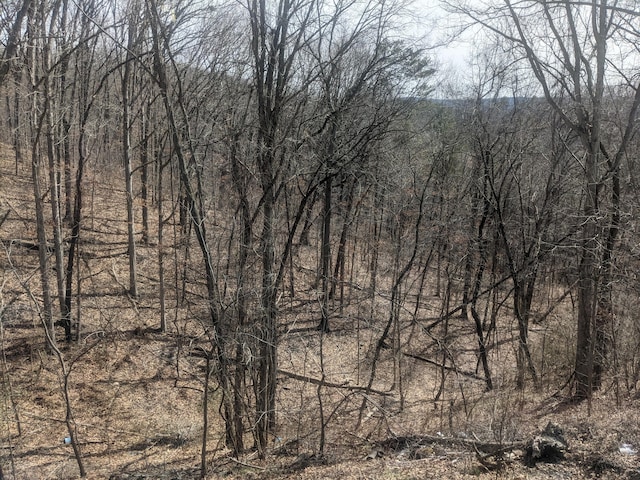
[2,0,640,478]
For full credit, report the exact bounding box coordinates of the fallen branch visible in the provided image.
[533,283,577,325]
[229,456,266,471]
[0,210,9,228]
[379,434,525,456]
[378,423,567,470]
[473,440,527,471]
[6,239,54,252]
[402,352,485,382]
[277,369,392,396]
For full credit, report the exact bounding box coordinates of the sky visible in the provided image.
[407,0,479,81]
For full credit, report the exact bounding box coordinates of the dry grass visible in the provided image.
[1,146,639,479]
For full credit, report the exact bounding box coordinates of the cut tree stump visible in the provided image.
[524,422,568,466]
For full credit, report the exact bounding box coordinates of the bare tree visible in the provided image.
[63,0,112,342]
[247,0,317,454]
[25,0,58,349]
[120,0,141,298]
[451,0,640,399]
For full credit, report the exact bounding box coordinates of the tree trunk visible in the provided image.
[200,353,211,479]
[64,115,87,345]
[28,4,56,350]
[330,178,356,310]
[229,131,251,454]
[31,148,56,350]
[43,30,70,340]
[122,29,138,298]
[157,144,166,333]
[574,145,600,399]
[593,160,620,389]
[63,118,73,222]
[141,102,150,246]
[298,190,317,246]
[319,174,332,333]
[256,158,277,455]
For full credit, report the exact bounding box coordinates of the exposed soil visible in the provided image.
[1,145,640,479]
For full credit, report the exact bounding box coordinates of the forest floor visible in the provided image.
[1,145,640,479]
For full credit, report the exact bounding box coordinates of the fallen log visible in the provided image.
[378,433,524,456]
[375,422,568,470]
[277,369,392,396]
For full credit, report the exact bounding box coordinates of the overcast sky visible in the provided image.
[406,0,481,81]
[406,0,481,94]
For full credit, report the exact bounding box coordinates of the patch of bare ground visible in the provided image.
[1,146,640,480]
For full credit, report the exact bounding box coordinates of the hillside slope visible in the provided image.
[0,145,639,479]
